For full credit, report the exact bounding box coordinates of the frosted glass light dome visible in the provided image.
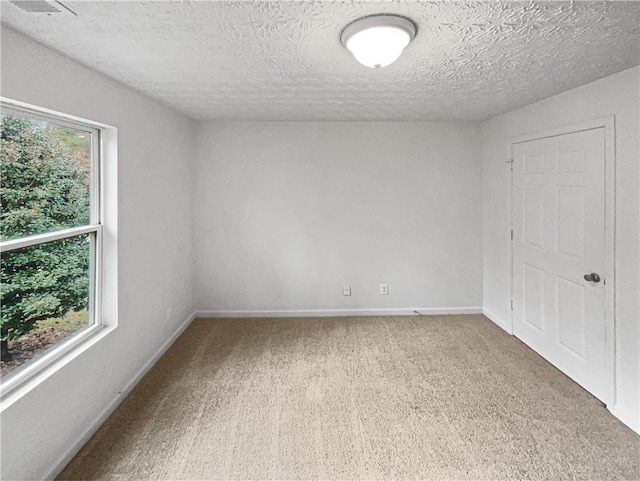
[341,15,416,68]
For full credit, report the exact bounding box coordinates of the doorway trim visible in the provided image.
[508,116,616,406]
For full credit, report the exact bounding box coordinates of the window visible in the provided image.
[0,101,105,389]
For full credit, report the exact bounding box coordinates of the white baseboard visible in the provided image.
[482,308,512,334]
[610,405,640,435]
[44,310,197,481]
[196,307,483,318]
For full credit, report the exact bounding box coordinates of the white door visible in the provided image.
[512,128,608,402]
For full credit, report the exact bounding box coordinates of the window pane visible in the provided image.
[0,234,92,379]
[0,114,91,241]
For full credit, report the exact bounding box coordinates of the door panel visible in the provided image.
[524,186,545,247]
[557,186,585,257]
[512,128,607,401]
[556,275,586,358]
[523,264,545,333]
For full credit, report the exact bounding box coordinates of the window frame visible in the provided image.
[0,100,106,398]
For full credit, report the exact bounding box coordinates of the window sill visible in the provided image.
[0,323,116,410]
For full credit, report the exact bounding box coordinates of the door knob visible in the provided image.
[584,273,601,283]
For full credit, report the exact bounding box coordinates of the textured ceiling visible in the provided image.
[2,1,639,121]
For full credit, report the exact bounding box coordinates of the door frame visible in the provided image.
[508,116,616,406]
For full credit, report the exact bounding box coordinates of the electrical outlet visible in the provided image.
[380,283,389,295]
[166,307,174,321]
[343,285,351,296]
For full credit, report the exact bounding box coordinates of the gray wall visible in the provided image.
[194,121,483,315]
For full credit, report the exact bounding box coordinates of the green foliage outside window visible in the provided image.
[0,115,91,360]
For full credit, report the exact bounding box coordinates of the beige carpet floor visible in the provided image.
[58,315,639,480]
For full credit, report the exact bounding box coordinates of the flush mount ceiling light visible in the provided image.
[341,14,417,68]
